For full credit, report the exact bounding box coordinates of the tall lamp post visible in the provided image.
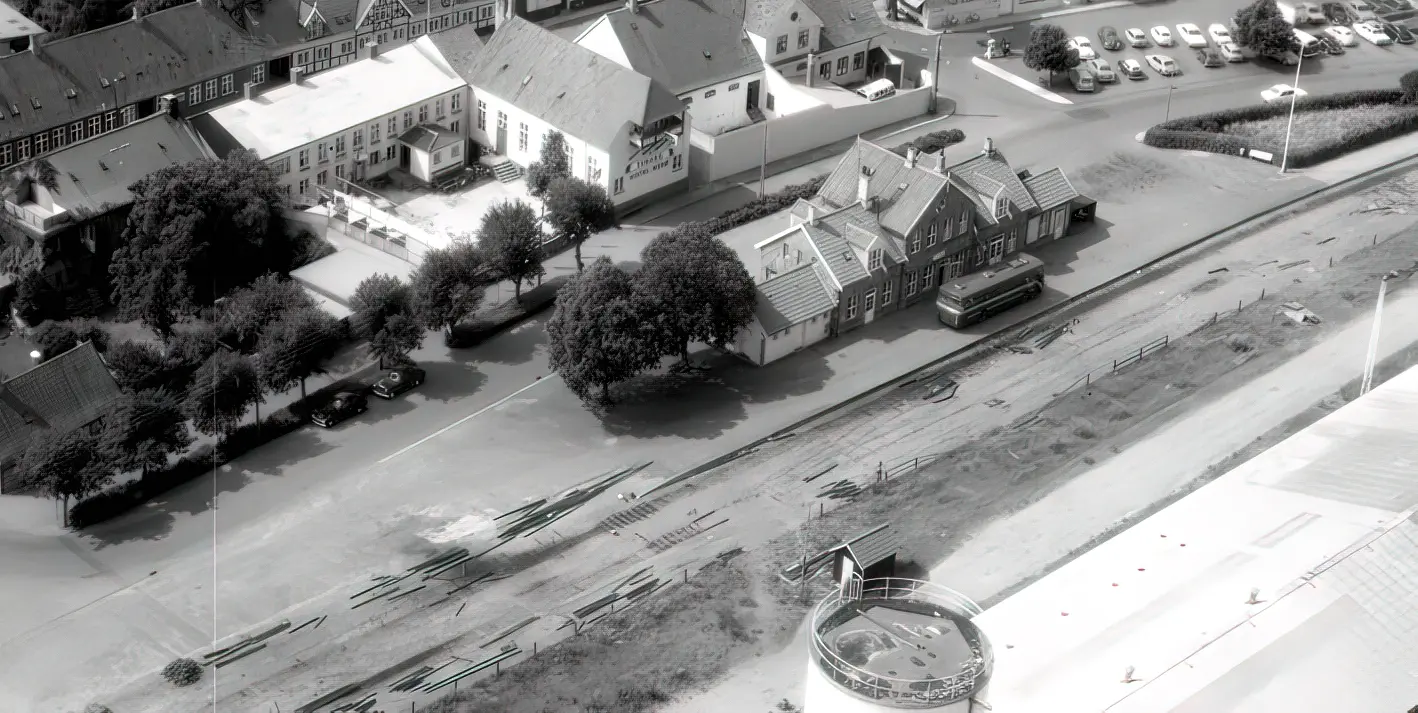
[1164,83,1176,121]
[1278,48,1305,173]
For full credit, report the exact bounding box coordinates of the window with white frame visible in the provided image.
[846,294,858,319]
[1005,229,1017,253]
[335,163,345,180]
[1039,210,1052,235]
[906,270,918,296]
[389,117,398,136]
[497,111,507,128]
[451,93,461,112]
[776,34,788,53]
[205,79,218,101]
[451,119,459,133]
[316,170,327,186]
[299,148,310,169]
[318,143,328,162]
[419,104,429,123]
[88,116,101,136]
[34,132,48,155]
[119,105,135,125]
[819,62,831,80]
[189,85,201,105]
[221,74,234,95]
[298,178,309,194]
[371,122,381,143]
[252,64,266,85]
[70,122,82,143]
[853,51,865,70]
[798,29,809,47]
[923,267,934,288]
[910,232,920,254]
[15,138,29,161]
[0,144,11,167]
[869,248,883,270]
[959,209,968,233]
[518,123,528,151]
[882,280,892,305]
[335,135,346,155]
[993,192,1007,218]
[477,100,486,129]
[353,128,363,149]
[613,176,624,194]
[104,111,117,131]
[944,216,954,236]
[403,111,413,130]
[836,56,848,75]
[435,97,445,117]
[271,156,290,174]
[944,251,965,279]
[864,289,875,312]
[385,145,396,161]
[926,221,938,246]
[988,235,1006,263]
[52,127,65,149]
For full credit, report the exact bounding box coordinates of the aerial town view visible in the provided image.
[4,0,1418,707]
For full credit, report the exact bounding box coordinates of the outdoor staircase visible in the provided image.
[491,160,521,184]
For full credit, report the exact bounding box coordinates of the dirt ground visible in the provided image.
[426,192,1418,712]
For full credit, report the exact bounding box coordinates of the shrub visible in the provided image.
[84,704,113,713]
[654,175,826,248]
[892,128,967,156]
[30,319,110,361]
[1403,69,1418,104]
[289,229,336,269]
[14,271,59,326]
[161,658,202,687]
[446,274,569,347]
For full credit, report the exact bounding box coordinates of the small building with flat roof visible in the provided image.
[193,36,470,202]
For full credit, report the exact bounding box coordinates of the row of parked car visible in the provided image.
[310,366,427,428]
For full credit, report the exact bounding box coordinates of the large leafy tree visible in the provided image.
[1234,0,1295,55]
[543,177,617,273]
[30,319,110,361]
[183,351,262,438]
[100,388,192,480]
[369,314,425,368]
[1233,0,1281,41]
[110,152,292,336]
[218,274,315,352]
[546,257,658,405]
[349,274,412,342]
[18,428,111,526]
[525,130,572,202]
[634,226,757,365]
[410,242,486,333]
[257,306,344,400]
[1022,23,1080,84]
[479,200,546,301]
[106,340,180,393]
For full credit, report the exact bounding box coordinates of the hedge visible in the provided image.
[68,378,365,529]
[654,174,827,245]
[1143,89,1417,168]
[892,128,967,156]
[446,275,571,347]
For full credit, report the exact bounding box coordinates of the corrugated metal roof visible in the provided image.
[0,341,123,462]
[754,261,837,333]
[596,0,764,95]
[840,523,901,569]
[1023,167,1081,210]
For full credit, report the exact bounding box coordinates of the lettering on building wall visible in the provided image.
[625,134,675,181]
[363,0,410,31]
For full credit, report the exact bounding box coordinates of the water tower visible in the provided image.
[803,526,993,712]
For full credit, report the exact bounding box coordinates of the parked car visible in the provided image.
[1261,83,1309,103]
[1298,2,1328,22]
[1176,23,1208,47]
[1196,47,1226,66]
[1325,24,1358,44]
[1085,58,1118,81]
[1118,57,1147,78]
[1380,20,1415,43]
[1355,19,1394,43]
[1151,25,1175,45]
[1145,53,1180,75]
[1346,0,1378,20]
[1322,2,1355,23]
[1098,25,1125,50]
[1125,27,1151,47]
[1208,23,1233,44]
[311,392,368,428]
[1318,34,1347,53]
[372,366,426,399]
[1219,41,1247,60]
[1263,48,1302,63]
[1068,36,1098,59]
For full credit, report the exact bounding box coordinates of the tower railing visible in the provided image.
[809,578,992,708]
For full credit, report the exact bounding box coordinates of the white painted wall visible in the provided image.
[573,18,633,69]
[733,315,830,365]
[764,64,824,118]
[748,0,823,64]
[684,74,762,136]
[409,146,431,180]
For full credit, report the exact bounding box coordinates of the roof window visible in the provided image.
[65,88,77,98]
[116,72,126,81]
[28,97,39,109]
[98,161,109,171]
[100,77,110,87]
[7,103,16,116]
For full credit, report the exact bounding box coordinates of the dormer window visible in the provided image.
[993,193,1007,219]
[869,248,884,270]
[29,97,40,109]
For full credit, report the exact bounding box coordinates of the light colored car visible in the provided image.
[1354,20,1394,44]
[1151,25,1175,46]
[1261,83,1309,103]
[1085,58,1117,82]
[1118,57,1146,79]
[1208,23,1233,44]
[1068,36,1098,60]
[1219,41,1246,61]
[1145,53,1180,75]
[1177,23,1208,47]
[1298,2,1327,23]
[1125,27,1150,47]
[1325,25,1357,45]
[1347,0,1378,21]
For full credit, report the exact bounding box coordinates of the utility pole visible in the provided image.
[1278,49,1305,173]
[758,123,768,198]
[1360,275,1389,395]
[928,35,942,114]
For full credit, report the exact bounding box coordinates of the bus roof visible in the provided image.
[940,253,1043,297]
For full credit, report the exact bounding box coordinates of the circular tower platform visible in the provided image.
[804,578,993,712]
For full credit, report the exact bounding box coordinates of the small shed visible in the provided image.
[1069,195,1098,225]
[831,523,902,585]
[397,124,468,184]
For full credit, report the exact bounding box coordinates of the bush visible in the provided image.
[654,175,826,248]
[1404,70,1418,104]
[14,271,59,326]
[289,229,336,270]
[891,128,967,156]
[447,275,569,347]
[30,319,110,360]
[161,658,202,687]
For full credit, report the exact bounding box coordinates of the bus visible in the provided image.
[936,253,1046,328]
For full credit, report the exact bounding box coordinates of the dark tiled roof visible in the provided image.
[0,341,123,462]
[427,22,487,80]
[817,138,947,236]
[753,261,836,333]
[743,0,882,50]
[0,1,286,143]
[464,17,683,148]
[838,523,901,569]
[398,123,460,152]
[593,0,764,95]
[816,201,903,267]
[802,221,868,287]
[948,148,1038,225]
[1023,167,1080,209]
[302,0,360,30]
[38,112,212,216]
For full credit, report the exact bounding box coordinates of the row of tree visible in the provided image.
[547,225,757,405]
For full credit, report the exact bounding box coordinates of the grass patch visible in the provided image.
[1222,103,1418,153]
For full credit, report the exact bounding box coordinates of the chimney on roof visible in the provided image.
[28,33,41,58]
[292,67,305,86]
[628,0,638,13]
[806,203,816,225]
[857,166,872,210]
[905,145,918,170]
[983,137,994,156]
[806,53,816,88]
[243,81,257,101]
[158,93,179,116]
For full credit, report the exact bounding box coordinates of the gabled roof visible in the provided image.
[836,523,901,570]
[1022,167,1080,210]
[586,0,764,95]
[0,1,287,143]
[464,17,682,149]
[802,219,868,286]
[948,147,1038,226]
[0,1,44,41]
[398,123,461,152]
[36,112,213,216]
[816,200,903,267]
[0,341,123,463]
[745,0,882,50]
[753,261,837,333]
[426,22,488,81]
[817,137,947,236]
[743,0,818,38]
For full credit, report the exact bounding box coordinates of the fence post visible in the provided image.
[1260,288,1265,301]
[1086,373,1090,387]
[1137,346,1143,362]
[1237,298,1242,312]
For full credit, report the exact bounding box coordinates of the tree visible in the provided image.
[634,226,757,365]
[1022,23,1080,84]
[369,314,425,368]
[183,351,262,438]
[1404,69,1418,104]
[111,152,292,334]
[349,274,412,343]
[105,340,178,393]
[525,130,572,202]
[18,428,111,526]
[479,200,546,301]
[543,177,617,272]
[218,273,315,352]
[257,306,344,400]
[100,388,192,480]
[1233,0,1281,42]
[546,257,658,404]
[1233,0,1294,55]
[410,242,485,333]
[30,319,110,361]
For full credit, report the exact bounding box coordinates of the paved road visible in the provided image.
[7,19,1418,713]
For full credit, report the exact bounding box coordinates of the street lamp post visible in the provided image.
[1164,84,1176,122]
[1278,49,1305,173]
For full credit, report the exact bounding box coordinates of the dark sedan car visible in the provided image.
[1380,20,1415,43]
[311,392,368,428]
[1196,47,1225,67]
[1318,34,1347,54]
[372,366,426,399]
[1322,2,1355,23]
[1097,26,1124,50]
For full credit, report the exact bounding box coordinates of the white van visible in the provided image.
[855,79,897,102]
[1293,28,1323,56]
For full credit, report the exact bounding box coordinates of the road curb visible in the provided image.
[651,151,1418,493]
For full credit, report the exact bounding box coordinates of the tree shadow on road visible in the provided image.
[415,360,489,403]
[1034,218,1115,275]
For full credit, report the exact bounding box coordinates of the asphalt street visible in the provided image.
[7,2,1418,709]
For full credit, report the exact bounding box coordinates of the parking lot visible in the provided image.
[1033,0,1418,104]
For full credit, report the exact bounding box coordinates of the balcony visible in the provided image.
[2,200,71,237]
[630,114,684,149]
